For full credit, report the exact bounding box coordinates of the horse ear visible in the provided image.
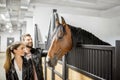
[56,18,60,27]
[61,16,66,26]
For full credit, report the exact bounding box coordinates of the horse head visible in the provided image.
[46,17,72,67]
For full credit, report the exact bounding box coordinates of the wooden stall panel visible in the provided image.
[42,58,45,77]
[55,74,62,80]
[55,63,62,75]
[68,68,93,80]
[42,57,45,63]
[47,68,51,80]
[42,64,45,78]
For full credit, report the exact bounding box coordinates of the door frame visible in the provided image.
[7,37,14,47]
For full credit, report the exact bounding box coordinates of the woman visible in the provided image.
[4,41,33,80]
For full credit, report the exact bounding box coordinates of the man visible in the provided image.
[22,34,47,80]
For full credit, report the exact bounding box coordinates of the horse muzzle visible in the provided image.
[46,56,58,67]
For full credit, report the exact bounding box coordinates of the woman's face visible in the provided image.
[14,44,25,57]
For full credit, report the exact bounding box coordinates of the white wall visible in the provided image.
[0,24,26,52]
[32,6,120,46]
[0,31,21,52]
[25,17,34,39]
[33,7,52,43]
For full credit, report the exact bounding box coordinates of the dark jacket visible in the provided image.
[30,48,47,80]
[6,57,33,80]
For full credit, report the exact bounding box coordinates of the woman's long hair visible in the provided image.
[4,46,12,73]
[4,41,23,72]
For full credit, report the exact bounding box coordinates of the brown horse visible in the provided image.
[46,17,110,67]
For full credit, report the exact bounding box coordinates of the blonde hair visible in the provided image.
[21,33,31,41]
[4,41,24,72]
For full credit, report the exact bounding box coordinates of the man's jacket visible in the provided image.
[30,48,47,80]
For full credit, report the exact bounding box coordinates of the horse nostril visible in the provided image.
[46,61,53,67]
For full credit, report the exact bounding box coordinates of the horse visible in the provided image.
[46,17,110,67]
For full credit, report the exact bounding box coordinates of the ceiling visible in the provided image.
[0,0,32,32]
[31,0,120,10]
[0,0,120,32]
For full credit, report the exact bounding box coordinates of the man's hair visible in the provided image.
[21,33,31,41]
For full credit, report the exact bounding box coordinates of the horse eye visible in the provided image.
[57,31,64,39]
[58,36,63,39]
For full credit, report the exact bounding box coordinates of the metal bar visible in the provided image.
[62,55,67,80]
[51,67,55,80]
[77,44,114,50]
[54,70,63,78]
[114,40,120,80]
[44,57,47,80]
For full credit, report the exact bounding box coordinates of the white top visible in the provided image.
[14,60,22,80]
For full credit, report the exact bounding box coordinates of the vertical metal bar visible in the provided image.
[46,19,51,49]
[44,57,47,80]
[19,29,22,41]
[62,55,67,80]
[114,40,120,80]
[52,9,57,31]
[51,67,55,80]
[34,24,39,48]
[112,47,115,80]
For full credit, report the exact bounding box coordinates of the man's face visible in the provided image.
[24,36,33,48]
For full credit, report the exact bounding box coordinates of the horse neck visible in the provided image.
[68,25,81,48]
[68,24,110,46]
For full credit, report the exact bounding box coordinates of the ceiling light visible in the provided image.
[0,3,6,7]
[9,28,13,33]
[6,25,10,29]
[1,14,6,20]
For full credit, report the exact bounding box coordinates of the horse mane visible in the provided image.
[68,24,110,47]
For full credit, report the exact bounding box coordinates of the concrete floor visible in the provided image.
[0,53,6,80]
